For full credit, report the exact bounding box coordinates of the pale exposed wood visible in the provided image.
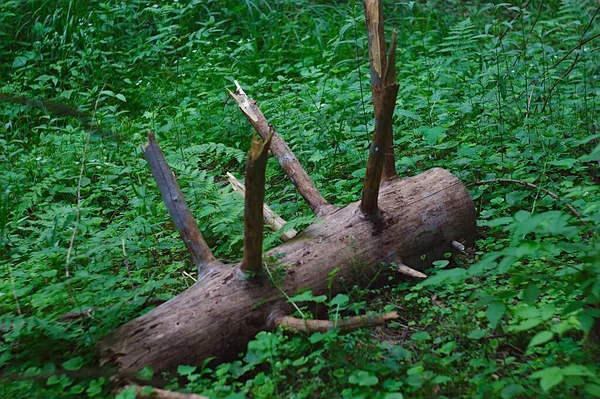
[274,312,399,334]
[363,0,386,84]
[242,133,273,273]
[143,133,221,275]
[229,81,337,217]
[99,167,476,376]
[125,385,210,399]
[451,240,466,253]
[396,263,427,279]
[227,172,297,241]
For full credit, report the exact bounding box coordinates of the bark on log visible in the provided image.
[98,167,476,377]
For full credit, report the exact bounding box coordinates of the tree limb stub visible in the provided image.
[227,172,297,241]
[274,312,399,334]
[143,132,220,275]
[396,263,428,279]
[242,133,273,273]
[99,167,476,376]
[382,29,398,180]
[361,1,400,214]
[229,81,336,217]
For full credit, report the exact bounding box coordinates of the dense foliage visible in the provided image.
[1,0,599,398]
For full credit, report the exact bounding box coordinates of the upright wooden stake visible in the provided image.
[241,133,273,273]
[360,0,400,215]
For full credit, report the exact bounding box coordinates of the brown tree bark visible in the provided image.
[241,133,272,272]
[98,167,476,378]
[143,133,220,275]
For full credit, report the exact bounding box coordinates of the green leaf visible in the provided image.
[62,357,83,371]
[421,268,466,286]
[384,394,404,399]
[523,283,541,305]
[422,126,447,146]
[329,294,349,307]
[561,364,594,377]
[115,93,127,102]
[115,385,137,399]
[530,367,563,392]
[528,331,553,349]
[585,384,600,396]
[349,370,378,386]
[486,301,506,328]
[501,384,525,399]
[410,331,431,341]
[135,366,154,381]
[12,55,28,68]
[41,270,58,278]
[467,329,487,339]
[177,365,197,376]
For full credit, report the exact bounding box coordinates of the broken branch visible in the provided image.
[229,81,336,217]
[360,1,400,214]
[274,312,399,334]
[242,133,273,273]
[396,263,428,279]
[143,132,220,275]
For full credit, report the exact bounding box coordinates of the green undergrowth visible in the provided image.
[1,0,599,398]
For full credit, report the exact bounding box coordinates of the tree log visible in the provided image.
[98,167,476,378]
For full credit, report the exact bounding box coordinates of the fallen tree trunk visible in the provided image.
[99,167,475,377]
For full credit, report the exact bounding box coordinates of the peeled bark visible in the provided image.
[98,167,476,378]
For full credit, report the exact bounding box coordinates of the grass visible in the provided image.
[1,0,599,398]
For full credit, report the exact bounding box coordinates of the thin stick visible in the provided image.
[396,263,427,279]
[122,239,135,291]
[274,312,398,334]
[470,179,585,223]
[66,84,105,277]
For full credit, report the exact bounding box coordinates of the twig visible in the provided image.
[542,5,600,112]
[66,84,105,277]
[274,312,398,334]
[470,179,585,223]
[182,271,197,283]
[396,263,427,279]
[122,239,135,291]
